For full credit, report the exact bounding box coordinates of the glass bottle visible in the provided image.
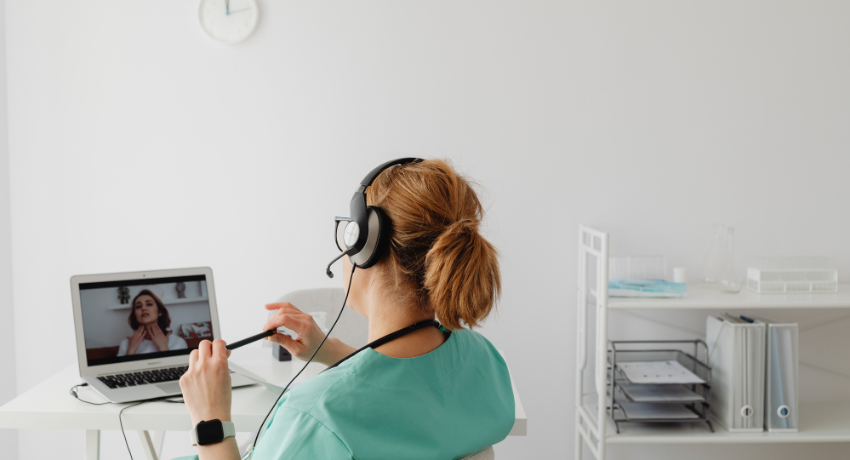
[717,227,742,293]
[701,224,727,288]
[701,224,742,292]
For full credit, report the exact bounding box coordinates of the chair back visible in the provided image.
[461,446,495,460]
[274,288,369,348]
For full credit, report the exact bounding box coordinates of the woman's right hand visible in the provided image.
[126,327,145,356]
[263,302,355,366]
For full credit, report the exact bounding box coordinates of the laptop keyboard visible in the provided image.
[98,366,189,389]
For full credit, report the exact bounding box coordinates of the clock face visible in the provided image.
[199,0,259,45]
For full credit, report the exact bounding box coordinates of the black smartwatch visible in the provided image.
[190,419,236,446]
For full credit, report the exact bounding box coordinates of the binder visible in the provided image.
[754,316,799,432]
[706,314,766,432]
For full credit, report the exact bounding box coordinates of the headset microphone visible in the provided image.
[326,247,356,278]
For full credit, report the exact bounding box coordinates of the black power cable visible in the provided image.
[70,382,184,459]
[119,401,147,459]
[69,383,111,406]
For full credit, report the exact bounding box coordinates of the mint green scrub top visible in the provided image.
[177,329,514,460]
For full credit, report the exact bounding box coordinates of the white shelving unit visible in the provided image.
[575,226,850,459]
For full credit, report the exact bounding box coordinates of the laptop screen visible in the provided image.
[79,275,213,367]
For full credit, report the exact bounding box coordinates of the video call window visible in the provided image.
[79,275,213,366]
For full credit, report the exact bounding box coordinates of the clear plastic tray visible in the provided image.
[609,256,667,281]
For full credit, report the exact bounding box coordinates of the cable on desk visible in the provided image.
[69,382,184,460]
[69,383,111,406]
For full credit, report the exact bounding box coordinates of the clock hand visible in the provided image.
[227,7,251,14]
[226,0,230,14]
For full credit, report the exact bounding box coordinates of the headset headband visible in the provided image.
[347,157,423,259]
[359,157,423,189]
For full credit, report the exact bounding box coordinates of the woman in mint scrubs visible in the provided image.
[178,159,514,459]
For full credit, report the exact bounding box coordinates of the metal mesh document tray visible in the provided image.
[606,340,714,434]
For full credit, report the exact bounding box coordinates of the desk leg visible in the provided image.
[153,431,166,458]
[85,430,100,460]
[138,431,160,460]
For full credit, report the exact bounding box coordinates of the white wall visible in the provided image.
[5,1,850,459]
[0,0,17,455]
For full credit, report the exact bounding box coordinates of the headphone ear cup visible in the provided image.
[355,206,389,269]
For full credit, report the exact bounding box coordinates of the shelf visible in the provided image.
[608,285,850,310]
[106,296,209,310]
[600,402,850,444]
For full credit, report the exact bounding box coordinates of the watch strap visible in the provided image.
[190,420,236,446]
[222,421,236,439]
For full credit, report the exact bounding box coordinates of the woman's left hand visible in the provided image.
[179,339,233,426]
[148,324,171,351]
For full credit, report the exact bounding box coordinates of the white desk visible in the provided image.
[0,347,527,460]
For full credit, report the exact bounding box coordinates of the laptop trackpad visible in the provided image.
[155,382,183,395]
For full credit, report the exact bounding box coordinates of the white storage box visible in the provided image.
[706,314,767,433]
[747,257,838,294]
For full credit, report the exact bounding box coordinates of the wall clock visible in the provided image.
[199,0,259,45]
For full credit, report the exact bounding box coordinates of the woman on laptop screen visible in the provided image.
[117,289,188,356]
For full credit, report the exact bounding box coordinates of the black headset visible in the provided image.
[326,157,423,277]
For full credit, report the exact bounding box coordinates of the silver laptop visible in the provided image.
[70,267,254,403]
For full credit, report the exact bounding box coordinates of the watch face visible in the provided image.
[197,419,224,446]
